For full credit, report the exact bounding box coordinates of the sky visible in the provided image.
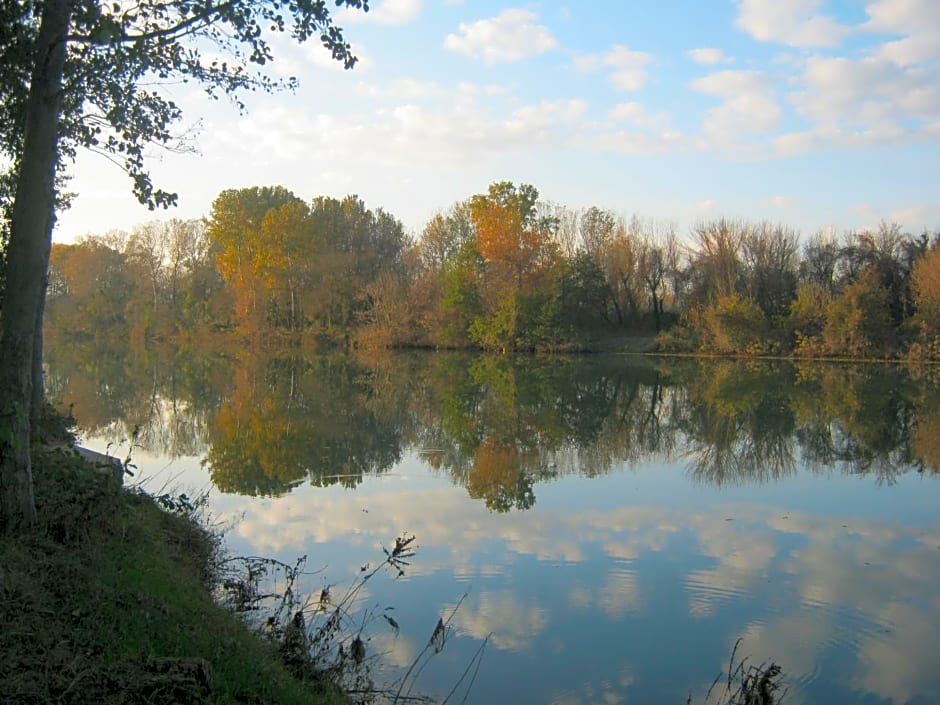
[54,0,940,243]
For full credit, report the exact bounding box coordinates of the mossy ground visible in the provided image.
[0,440,347,705]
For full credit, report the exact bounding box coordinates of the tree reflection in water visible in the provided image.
[45,343,940,504]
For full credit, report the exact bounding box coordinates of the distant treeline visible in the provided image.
[47,181,940,359]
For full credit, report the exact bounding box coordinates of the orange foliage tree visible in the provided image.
[469,181,554,287]
[208,186,304,332]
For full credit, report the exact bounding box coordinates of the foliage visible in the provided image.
[43,180,940,360]
[702,294,771,356]
[216,536,419,701]
[823,268,896,358]
[788,282,830,356]
[3,0,368,211]
[692,639,786,705]
[912,245,940,344]
[0,445,350,704]
[437,240,485,346]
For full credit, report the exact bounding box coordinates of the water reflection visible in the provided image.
[210,476,940,704]
[46,346,940,504]
[45,344,940,703]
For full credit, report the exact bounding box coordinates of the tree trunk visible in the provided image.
[30,280,48,428]
[0,0,70,531]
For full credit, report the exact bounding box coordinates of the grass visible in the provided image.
[0,440,349,705]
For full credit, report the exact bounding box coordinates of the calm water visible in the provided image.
[45,347,940,704]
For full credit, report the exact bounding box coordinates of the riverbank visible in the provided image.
[0,439,347,705]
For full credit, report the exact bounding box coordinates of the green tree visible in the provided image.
[560,252,612,330]
[439,241,485,346]
[0,0,367,529]
[302,195,407,330]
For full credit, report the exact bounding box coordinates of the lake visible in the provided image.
[45,346,940,704]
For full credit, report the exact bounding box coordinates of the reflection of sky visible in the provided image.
[82,439,940,705]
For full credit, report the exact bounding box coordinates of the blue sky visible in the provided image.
[55,0,940,242]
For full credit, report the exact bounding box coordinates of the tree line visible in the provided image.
[48,186,408,345]
[47,181,940,360]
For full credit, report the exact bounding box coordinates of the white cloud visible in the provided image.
[355,77,445,99]
[887,203,940,230]
[508,99,588,129]
[608,102,671,129]
[697,199,716,212]
[448,590,548,651]
[794,56,938,125]
[691,70,781,137]
[841,202,940,233]
[735,0,850,47]
[338,0,421,25]
[604,44,654,91]
[864,0,940,65]
[773,54,940,153]
[584,129,684,157]
[444,9,558,66]
[864,0,940,36]
[688,47,732,65]
[575,44,654,92]
[604,102,679,150]
[201,87,601,186]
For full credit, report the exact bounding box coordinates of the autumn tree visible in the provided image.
[419,201,475,272]
[208,186,305,332]
[788,282,831,355]
[702,293,771,355]
[46,238,133,338]
[912,245,940,349]
[466,182,565,349]
[163,218,218,328]
[579,206,617,259]
[687,219,747,306]
[838,223,914,325]
[258,200,317,330]
[596,216,643,326]
[824,268,896,357]
[0,0,367,529]
[469,181,555,287]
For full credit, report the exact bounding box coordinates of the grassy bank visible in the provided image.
[0,442,347,705]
